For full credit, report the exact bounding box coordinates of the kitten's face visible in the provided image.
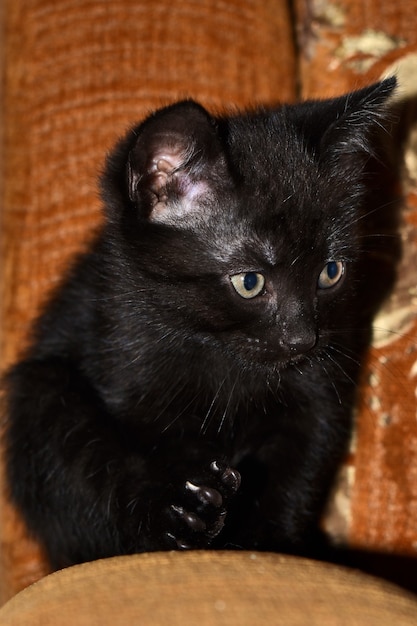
[102,79,395,373]
[135,160,353,371]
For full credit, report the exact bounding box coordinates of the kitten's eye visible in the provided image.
[230,272,265,299]
[318,261,345,289]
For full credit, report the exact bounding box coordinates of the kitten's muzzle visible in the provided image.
[275,312,318,359]
[278,329,317,359]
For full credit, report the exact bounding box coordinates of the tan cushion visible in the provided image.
[1,552,417,625]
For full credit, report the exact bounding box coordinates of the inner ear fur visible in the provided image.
[126,101,224,217]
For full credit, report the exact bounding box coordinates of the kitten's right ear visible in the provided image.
[125,101,227,223]
[321,77,397,158]
[292,77,396,167]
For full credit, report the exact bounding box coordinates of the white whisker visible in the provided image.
[200,378,227,435]
[217,380,238,435]
[319,360,342,405]
[321,349,356,386]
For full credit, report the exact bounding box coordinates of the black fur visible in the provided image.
[4,78,396,569]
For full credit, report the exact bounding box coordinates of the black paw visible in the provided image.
[164,461,241,549]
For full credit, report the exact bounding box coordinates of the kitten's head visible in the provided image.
[101,79,396,375]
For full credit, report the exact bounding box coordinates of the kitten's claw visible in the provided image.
[165,532,193,550]
[206,508,227,538]
[170,505,206,532]
[210,461,241,492]
[185,481,223,507]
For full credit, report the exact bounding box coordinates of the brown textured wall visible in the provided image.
[0,0,296,600]
[351,86,417,554]
[293,0,417,556]
[1,0,296,371]
[294,0,417,96]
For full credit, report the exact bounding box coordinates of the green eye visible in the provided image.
[318,261,345,289]
[230,272,265,299]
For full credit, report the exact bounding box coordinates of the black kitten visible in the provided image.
[4,79,396,570]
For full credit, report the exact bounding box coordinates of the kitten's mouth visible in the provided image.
[223,335,315,370]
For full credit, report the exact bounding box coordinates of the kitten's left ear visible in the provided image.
[319,77,397,160]
[126,100,227,223]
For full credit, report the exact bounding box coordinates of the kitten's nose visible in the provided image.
[276,298,317,358]
[280,327,317,357]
